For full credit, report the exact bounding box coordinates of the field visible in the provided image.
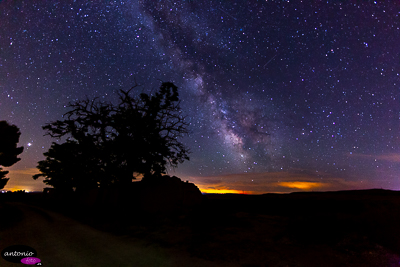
[1,189,400,266]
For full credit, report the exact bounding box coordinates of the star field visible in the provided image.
[1,1,399,193]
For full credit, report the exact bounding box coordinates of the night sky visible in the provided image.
[1,1,399,193]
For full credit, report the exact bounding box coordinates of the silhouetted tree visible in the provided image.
[33,82,190,191]
[0,121,24,189]
[33,140,100,192]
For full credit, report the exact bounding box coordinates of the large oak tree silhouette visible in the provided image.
[33,82,190,192]
[0,121,24,190]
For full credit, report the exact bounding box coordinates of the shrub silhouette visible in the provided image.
[33,82,190,192]
[0,121,24,190]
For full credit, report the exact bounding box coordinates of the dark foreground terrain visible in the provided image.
[1,189,400,266]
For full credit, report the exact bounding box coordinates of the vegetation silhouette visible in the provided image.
[0,121,24,190]
[33,82,190,193]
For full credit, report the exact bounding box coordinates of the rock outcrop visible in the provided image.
[135,175,203,213]
[71,175,203,214]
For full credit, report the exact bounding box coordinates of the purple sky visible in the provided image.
[1,1,399,193]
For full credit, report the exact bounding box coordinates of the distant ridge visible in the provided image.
[287,188,400,196]
[204,189,400,197]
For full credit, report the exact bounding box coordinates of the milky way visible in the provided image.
[1,1,399,192]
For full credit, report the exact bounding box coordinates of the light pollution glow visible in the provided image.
[187,169,400,195]
[3,163,400,193]
[277,182,324,190]
[199,188,246,194]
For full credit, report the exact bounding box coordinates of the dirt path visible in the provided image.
[0,202,222,267]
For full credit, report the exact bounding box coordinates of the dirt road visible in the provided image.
[0,202,220,267]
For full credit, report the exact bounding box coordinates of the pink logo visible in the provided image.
[21,257,41,265]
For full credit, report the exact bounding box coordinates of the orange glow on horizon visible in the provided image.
[200,188,246,194]
[278,181,324,190]
[1,187,32,192]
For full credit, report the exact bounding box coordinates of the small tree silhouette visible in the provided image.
[33,82,190,191]
[0,121,24,190]
[34,140,100,192]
